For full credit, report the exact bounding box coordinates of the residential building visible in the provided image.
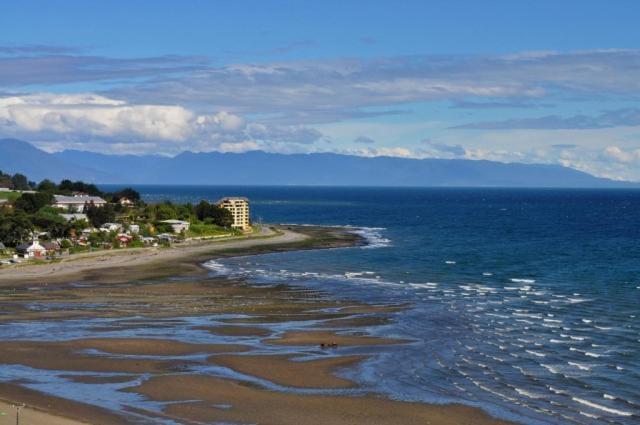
[129,224,140,234]
[217,197,251,231]
[100,223,122,232]
[16,240,46,258]
[60,213,88,222]
[119,197,134,207]
[116,234,133,245]
[53,195,107,212]
[160,219,190,233]
[156,233,174,242]
[42,241,60,255]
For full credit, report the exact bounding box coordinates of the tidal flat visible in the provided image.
[0,226,508,425]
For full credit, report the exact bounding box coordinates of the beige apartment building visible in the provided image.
[218,197,251,231]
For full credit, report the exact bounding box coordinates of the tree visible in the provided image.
[32,207,69,237]
[194,200,233,227]
[113,187,141,201]
[0,171,13,189]
[11,173,29,191]
[14,192,53,214]
[58,179,102,196]
[0,210,32,246]
[37,179,58,193]
[154,202,177,221]
[85,202,115,227]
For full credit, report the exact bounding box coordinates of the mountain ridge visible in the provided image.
[0,138,637,188]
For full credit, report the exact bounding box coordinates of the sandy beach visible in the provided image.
[0,225,510,425]
[0,226,308,285]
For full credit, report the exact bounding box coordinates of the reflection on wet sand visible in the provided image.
[0,226,509,424]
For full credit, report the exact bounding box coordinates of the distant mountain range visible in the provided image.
[0,138,637,188]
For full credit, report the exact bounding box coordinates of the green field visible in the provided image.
[186,222,238,238]
[0,191,21,202]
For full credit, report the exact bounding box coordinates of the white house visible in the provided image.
[100,223,122,232]
[60,213,88,222]
[54,195,107,212]
[160,219,190,233]
[119,197,134,207]
[129,224,140,234]
[16,240,47,258]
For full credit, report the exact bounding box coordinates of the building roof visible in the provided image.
[54,195,106,204]
[16,241,45,252]
[60,213,88,222]
[160,219,189,224]
[218,197,249,202]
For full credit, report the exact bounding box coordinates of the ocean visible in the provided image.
[109,186,640,424]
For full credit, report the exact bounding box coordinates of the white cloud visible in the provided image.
[111,49,640,125]
[602,146,640,163]
[0,93,323,154]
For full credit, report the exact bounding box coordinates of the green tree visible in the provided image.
[11,173,29,190]
[32,207,69,237]
[14,192,54,214]
[85,202,116,227]
[194,200,233,227]
[37,179,58,193]
[154,202,177,220]
[0,210,33,246]
[58,180,102,196]
[0,171,13,189]
[113,187,141,201]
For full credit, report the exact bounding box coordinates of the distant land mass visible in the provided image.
[0,138,637,188]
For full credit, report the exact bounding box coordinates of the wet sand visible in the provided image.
[132,374,507,425]
[0,383,124,425]
[265,330,409,346]
[0,225,511,424]
[209,354,365,388]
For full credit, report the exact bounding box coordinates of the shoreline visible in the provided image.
[0,225,362,286]
[0,224,511,425]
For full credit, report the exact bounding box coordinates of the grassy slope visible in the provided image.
[0,191,21,201]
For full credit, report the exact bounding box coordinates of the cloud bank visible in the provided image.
[0,93,323,154]
[1,46,640,180]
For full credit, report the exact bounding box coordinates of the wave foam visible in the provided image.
[572,397,633,417]
[348,227,391,249]
[202,260,232,276]
[510,278,536,283]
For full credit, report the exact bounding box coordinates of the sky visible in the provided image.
[1,0,640,180]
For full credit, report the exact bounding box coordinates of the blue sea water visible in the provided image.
[109,186,640,424]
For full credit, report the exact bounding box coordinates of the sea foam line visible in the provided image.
[572,397,633,417]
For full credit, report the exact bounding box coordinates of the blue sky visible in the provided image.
[1,0,640,180]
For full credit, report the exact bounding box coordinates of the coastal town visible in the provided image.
[0,170,251,265]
